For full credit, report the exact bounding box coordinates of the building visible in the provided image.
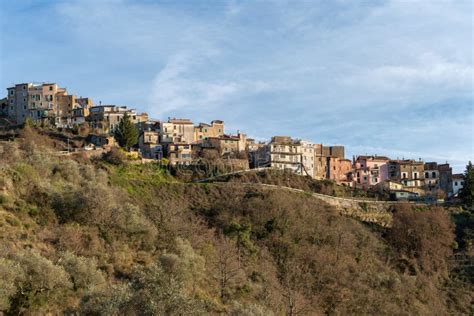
[139,130,162,160]
[438,163,453,197]
[161,118,194,143]
[390,190,419,201]
[194,120,224,142]
[300,141,315,177]
[452,174,464,196]
[88,105,144,134]
[165,142,193,166]
[388,159,425,188]
[424,162,440,193]
[353,155,390,189]
[328,158,353,185]
[5,82,93,127]
[269,136,303,174]
[202,133,247,157]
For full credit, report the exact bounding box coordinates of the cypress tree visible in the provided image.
[459,161,474,210]
[114,112,138,149]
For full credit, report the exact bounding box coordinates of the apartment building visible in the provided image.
[194,120,224,142]
[161,118,194,143]
[139,130,162,160]
[438,163,453,197]
[300,141,315,177]
[88,105,146,134]
[6,83,93,127]
[165,142,193,165]
[424,162,440,193]
[202,133,247,157]
[388,160,425,190]
[269,136,303,174]
[353,155,390,189]
[328,158,353,185]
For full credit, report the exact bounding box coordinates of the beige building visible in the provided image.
[139,130,162,160]
[165,143,193,165]
[161,118,194,143]
[6,82,92,127]
[194,120,224,142]
[269,136,303,174]
[388,159,426,190]
[300,140,315,177]
[202,133,247,157]
[88,105,146,134]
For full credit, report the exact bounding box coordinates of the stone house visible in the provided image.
[164,142,193,166]
[201,133,247,158]
[88,105,144,134]
[424,162,440,194]
[328,158,353,185]
[438,163,453,197]
[161,118,194,143]
[139,130,162,160]
[388,159,425,191]
[194,120,224,142]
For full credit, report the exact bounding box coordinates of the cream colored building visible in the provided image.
[194,120,224,142]
[88,105,145,134]
[161,118,194,143]
[269,136,303,174]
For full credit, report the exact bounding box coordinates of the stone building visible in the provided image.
[438,163,453,197]
[139,130,162,160]
[202,133,247,157]
[424,162,440,194]
[165,142,193,165]
[388,159,425,192]
[161,118,194,143]
[194,120,224,142]
[88,105,145,134]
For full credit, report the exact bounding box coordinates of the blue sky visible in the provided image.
[1,0,472,171]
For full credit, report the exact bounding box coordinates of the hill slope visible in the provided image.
[0,130,472,315]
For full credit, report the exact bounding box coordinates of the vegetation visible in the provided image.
[113,112,138,149]
[0,129,472,314]
[459,161,473,209]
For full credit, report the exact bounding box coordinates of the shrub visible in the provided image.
[59,251,106,292]
[103,148,126,165]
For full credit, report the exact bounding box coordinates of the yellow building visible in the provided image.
[194,120,224,142]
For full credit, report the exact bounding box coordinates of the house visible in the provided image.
[376,179,404,192]
[388,159,425,189]
[438,163,453,197]
[88,105,145,134]
[300,140,315,177]
[139,130,162,160]
[390,190,419,201]
[194,120,224,142]
[424,162,440,193]
[269,136,303,174]
[164,142,193,166]
[328,158,353,185]
[161,118,194,143]
[353,155,390,189]
[87,134,116,148]
[202,133,247,158]
[452,174,464,196]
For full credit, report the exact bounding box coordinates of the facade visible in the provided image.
[300,141,315,177]
[165,143,193,165]
[161,118,194,143]
[328,158,352,185]
[88,105,143,134]
[269,136,302,174]
[353,156,390,189]
[194,120,224,142]
[388,159,425,189]
[390,190,419,201]
[424,162,440,193]
[139,130,162,160]
[452,174,464,196]
[438,163,453,197]
[202,133,247,157]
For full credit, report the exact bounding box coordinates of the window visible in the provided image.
[425,172,429,178]
[461,181,464,185]
[49,86,53,91]
[432,172,436,178]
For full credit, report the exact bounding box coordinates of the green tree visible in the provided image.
[459,161,474,209]
[113,112,138,149]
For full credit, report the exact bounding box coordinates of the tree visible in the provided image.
[113,113,138,149]
[459,161,474,210]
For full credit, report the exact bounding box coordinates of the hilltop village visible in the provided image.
[0,82,466,201]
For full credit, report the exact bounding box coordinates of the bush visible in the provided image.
[59,251,106,292]
[103,148,126,165]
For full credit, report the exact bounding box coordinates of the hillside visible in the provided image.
[0,128,472,315]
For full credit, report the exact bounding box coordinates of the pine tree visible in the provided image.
[459,161,474,210]
[114,112,138,149]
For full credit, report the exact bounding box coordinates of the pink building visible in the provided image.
[353,155,390,189]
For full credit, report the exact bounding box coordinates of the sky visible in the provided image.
[0,0,472,172]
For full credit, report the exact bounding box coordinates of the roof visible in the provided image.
[452,174,464,179]
[168,118,193,124]
[357,155,390,161]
